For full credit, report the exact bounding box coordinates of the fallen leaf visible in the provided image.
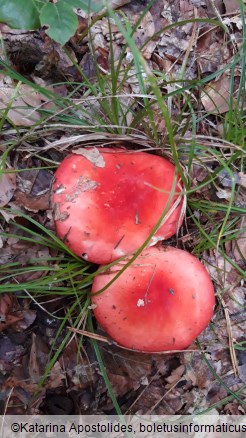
[133,11,156,59]
[224,401,245,415]
[223,0,241,13]
[0,293,14,317]
[0,202,22,222]
[29,332,50,383]
[238,172,246,188]
[0,170,16,207]
[72,147,105,167]
[107,371,135,397]
[205,0,224,16]
[165,365,186,387]
[217,169,240,187]
[3,375,37,398]
[0,314,23,332]
[14,168,53,212]
[110,0,130,8]
[216,188,232,200]
[0,238,50,276]
[201,74,231,114]
[46,361,65,389]
[0,292,36,333]
[0,335,26,362]
[92,0,130,16]
[223,15,243,30]
[232,217,246,262]
[0,81,48,126]
[0,294,23,332]
[224,287,245,314]
[197,29,225,75]
[9,310,36,332]
[202,248,242,291]
[14,191,50,212]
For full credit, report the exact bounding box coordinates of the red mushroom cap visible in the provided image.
[52,148,184,264]
[91,246,215,352]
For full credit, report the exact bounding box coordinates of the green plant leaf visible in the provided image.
[35,0,49,12]
[0,0,42,29]
[66,0,105,13]
[40,0,78,46]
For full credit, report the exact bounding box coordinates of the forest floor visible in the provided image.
[0,0,245,416]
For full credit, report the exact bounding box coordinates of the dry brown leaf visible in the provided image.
[165,365,185,387]
[29,333,50,383]
[238,172,246,188]
[224,401,245,415]
[95,0,130,15]
[238,364,246,383]
[72,147,105,167]
[0,314,23,332]
[110,0,130,8]
[107,370,135,397]
[0,202,22,222]
[134,11,156,59]
[197,29,225,75]
[202,248,242,291]
[0,292,36,332]
[223,0,241,13]
[9,309,36,332]
[0,294,21,332]
[223,15,243,30]
[46,361,65,389]
[201,74,231,114]
[0,293,14,316]
[14,168,53,212]
[224,287,245,314]
[20,84,44,107]
[0,336,26,367]
[0,170,16,207]
[14,191,50,212]
[7,236,49,260]
[216,188,233,200]
[60,339,97,389]
[3,375,38,394]
[0,83,42,126]
[185,366,198,386]
[205,0,224,16]
[232,217,246,262]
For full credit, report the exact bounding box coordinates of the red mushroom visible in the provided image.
[91,246,215,352]
[52,148,184,264]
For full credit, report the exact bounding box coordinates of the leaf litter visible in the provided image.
[0,0,245,416]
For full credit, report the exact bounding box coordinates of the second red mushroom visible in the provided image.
[91,246,215,352]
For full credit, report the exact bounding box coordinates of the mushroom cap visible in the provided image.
[52,148,184,264]
[91,246,215,352]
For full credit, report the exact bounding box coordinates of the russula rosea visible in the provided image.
[52,148,184,264]
[91,246,215,352]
